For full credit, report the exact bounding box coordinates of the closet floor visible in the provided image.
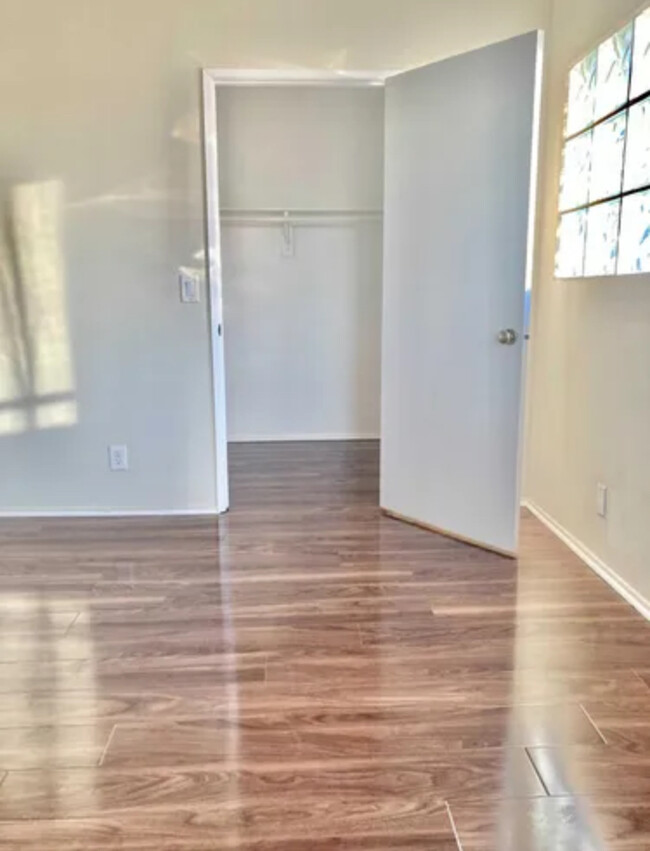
[0,440,649,849]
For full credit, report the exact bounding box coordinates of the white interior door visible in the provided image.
[380,32,543,556]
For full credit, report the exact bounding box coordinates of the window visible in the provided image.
[556,7,650,277]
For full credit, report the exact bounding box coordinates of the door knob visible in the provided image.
[497,329,518,345]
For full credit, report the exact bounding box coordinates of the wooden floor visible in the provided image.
[0,441,649,849]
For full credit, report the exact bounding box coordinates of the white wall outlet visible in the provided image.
[108,444,129,472]
[596,483,608,518]
[179,267,201,303]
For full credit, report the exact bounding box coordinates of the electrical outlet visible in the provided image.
[108,444,129,472]
[596,483,608,518]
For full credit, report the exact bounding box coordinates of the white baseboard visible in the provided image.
[228,433,380,443]
[0,509,219,519]
[523,499,650,622]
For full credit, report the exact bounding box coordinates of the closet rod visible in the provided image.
[219,208,383,226]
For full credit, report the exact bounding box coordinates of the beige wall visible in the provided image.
[526,0,650,603]
[4,0,646,607]
[0,0,548,512]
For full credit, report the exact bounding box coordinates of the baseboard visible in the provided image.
[523,499,650,622]
[229,433,380,443]
[0,509,219,519]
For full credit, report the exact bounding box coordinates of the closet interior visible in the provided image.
[216,85,385,448]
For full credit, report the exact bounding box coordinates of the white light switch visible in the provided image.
[596,483,608,518]
[108,444,129,472]
[179,268,201,303]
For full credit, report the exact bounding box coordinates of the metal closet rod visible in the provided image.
[219,208,383,225]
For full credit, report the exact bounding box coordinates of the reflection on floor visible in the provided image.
[0,440,649,849]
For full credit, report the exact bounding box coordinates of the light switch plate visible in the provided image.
[108,444,129,472]
[596,483,608,518]
[179,268,201,303]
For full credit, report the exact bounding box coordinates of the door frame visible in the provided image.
[200,68,393,513]
[201,51,541,525]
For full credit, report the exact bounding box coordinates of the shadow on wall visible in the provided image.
[0,180,77,435]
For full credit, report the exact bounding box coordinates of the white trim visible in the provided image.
[514,30,545,552]
[201,70,230,514]
[229,433,380,444]
[0,509,219,518]
[201,67,394,512]
[203,69,392,87]
[523,499,650,622]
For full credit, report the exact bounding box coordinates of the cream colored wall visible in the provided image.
[526,0,650,602]
[0,0,548,512]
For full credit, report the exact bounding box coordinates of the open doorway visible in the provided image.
[201,70,390,515]
[202,32,543,556]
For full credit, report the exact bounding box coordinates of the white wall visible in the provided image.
[0,0,549,512]
[222,223,383,441]
[526,0,650,604]
[217,87,384,212]
[217,86,383,442]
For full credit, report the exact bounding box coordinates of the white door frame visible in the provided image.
[200,68,393,513]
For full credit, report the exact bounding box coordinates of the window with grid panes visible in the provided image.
[556,7,650,277]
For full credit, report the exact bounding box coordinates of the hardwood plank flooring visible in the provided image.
[0,440,648,849]
[527,745,650,798]
[448,796,650,849]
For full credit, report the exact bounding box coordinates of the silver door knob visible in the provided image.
[497,329,518,345]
